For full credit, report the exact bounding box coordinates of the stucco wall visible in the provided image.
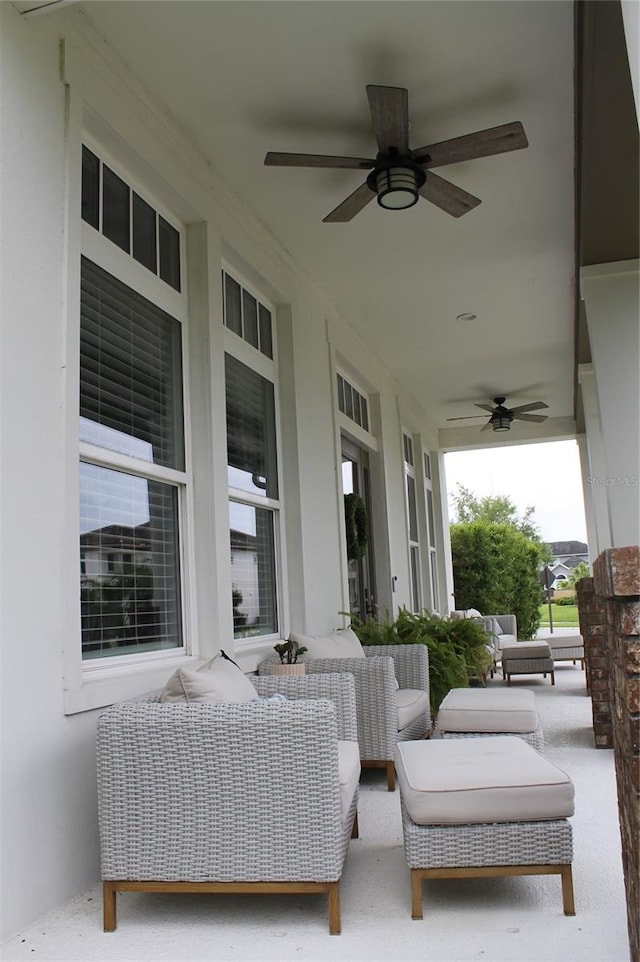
[0,5,440,939]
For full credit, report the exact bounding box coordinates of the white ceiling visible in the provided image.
[70,0,577,446]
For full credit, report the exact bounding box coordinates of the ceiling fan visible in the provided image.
[446,396,549,433]
[264,85,528,222]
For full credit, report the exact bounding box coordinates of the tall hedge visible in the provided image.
[450,520,542,639]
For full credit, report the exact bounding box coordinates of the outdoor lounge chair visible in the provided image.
[97,671,360,935]
[260,629,431,791]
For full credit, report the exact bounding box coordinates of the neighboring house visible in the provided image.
[545,541,590,567]
[1,0,638,945]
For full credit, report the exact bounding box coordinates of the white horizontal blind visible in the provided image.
[80,257,184,470]
[79,258,185,660]
[225,353,278,499]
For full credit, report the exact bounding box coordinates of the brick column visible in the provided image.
[576,576,613,747]
[592,546,640,962]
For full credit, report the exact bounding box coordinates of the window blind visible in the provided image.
[80,257,184,470]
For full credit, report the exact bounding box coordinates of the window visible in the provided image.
[337,372,369,431]
[79,258,185,660]
[224,273,281,640]
[403,432,421,612]
[81,145,181,292]
[424,451,440,612]
[223,271,273,359]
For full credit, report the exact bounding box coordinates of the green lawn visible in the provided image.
[538,603,579,627]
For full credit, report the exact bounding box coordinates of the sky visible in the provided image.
[443,440,588,545]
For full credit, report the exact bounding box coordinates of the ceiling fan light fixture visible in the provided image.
[368,163,426,210]
[492,413,512,432]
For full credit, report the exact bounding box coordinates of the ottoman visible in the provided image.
[395,737,575,919]
[436,688,544,752]
[501,640,555,685]
[539,631,585,668]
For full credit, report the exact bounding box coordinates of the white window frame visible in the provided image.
[403,430,423,612]
[64,138,194,714]
[422,449,441,613]
[222,266,285,649]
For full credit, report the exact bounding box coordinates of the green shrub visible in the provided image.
[450,520,542,638]
[350,608,492,714]
[554,595,577,606]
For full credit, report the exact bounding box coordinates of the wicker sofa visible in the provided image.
[260,629,431,791]
[97,671,360,935]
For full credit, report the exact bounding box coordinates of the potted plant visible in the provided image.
[270,638,308,676]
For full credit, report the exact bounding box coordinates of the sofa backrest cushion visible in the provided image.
[161,652,259,704]
[290,628,365,659]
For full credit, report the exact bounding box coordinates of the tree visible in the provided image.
[566,561,590,587]
[451,484,552,563]
[449,484,547,638]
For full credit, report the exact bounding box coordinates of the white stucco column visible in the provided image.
[580,261,640,549]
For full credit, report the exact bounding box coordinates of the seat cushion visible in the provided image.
[396,737,574,825]
[397,688,430,731]
[501,640,551,660]
[337,740,361,820]
[437,688,538,733]
[290,629,365,659]
[542,633,584,652]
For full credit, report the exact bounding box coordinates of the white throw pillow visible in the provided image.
[161,652,258,704]
[290,628,365,659]
[466,608,483,618]
[490,617,503,636]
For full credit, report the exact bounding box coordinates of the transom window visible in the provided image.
[337,373,369,432]
[223,271,273,359]
[82,145,181,292]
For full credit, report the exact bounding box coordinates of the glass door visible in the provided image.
[342,440,376,621]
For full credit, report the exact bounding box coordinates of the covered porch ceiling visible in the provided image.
[20,0,637,449]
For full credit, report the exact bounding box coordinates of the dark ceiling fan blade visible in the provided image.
[509,401,549,415]
[513,412,549,423]
[413,122,528,169]
[480,419,494,432]
[366,85,409,154]
[323,182,375,222]
[419,172,481,217]
[446,414,488,421]
[264,152,375,169]
[473,403,496,413]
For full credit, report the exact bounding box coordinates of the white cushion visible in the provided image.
[490,617,503,636]
[502,640,551,660]
[466,608,483,618]
[160,654,258,704]
[291,629,365,659]
[437,688,538,733]
[543,633,584,651]
[337,740,361,820]
[396,688,430,730]
[395,737,574,825]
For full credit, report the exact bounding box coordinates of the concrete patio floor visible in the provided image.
[1,662,630,962]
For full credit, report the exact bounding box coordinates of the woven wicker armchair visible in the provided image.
[97,672,360,935]
[480,614,518,677]
[260,643,431,791]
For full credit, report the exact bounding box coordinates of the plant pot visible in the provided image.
[269,662,306,676]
